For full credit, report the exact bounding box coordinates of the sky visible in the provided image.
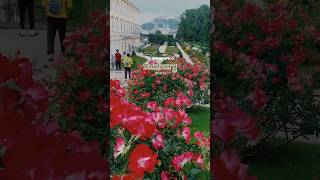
[130,0,210,24]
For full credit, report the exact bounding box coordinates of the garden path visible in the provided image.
[136,52,149,59]
[159,42,167,54]
[142,43,151,48]
[176,42,193,65]
[110,70,127,87]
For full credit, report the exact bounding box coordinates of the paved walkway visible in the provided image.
[136,52,149,59]
[176,42,193,65]
[159,42,167,54]
[0,29,62,80]
[110,70,128,87]
[143,43,151,48]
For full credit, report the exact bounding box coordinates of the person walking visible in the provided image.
[110,53,116,70]
[41,0,72,61]
[123,53,133,80]
[115,49,122,70]
[17,0,38,36]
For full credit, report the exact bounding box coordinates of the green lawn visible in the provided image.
[131,56,147,69]
[249,141,320,180]
[187,106,210,137]
[166,46,180,55]
[142,45,160,55]
[186,106,211,179]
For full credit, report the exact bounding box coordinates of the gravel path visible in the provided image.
[159,42,167,54]
[176,42,193,65]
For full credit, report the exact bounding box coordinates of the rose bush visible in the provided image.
[127,58,209,108]
[0,53,107,179]
[212,0,320,179]
[213,0,320,149]
[50,10,109,142]
[110,80,210,179]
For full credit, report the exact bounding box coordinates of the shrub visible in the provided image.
[211,1,319,179]
[51,10,108,142]
[213,0,320,149]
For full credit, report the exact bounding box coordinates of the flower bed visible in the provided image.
[110,80,210,179]
[51,10,108,142]
[214,0,320,146]
[127,58,209,108]
[0,53,107,179]
[212,0,320,179]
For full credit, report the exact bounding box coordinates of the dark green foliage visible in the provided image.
[176,5,210,46]
[68,0,106,29]
[148,32,177,46]
[249,141,320,180]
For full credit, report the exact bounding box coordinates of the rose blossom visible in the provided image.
[193,154,204,167]
[146,101,158,111]
[161,171,170,180]
[152,133,165,149]
[172,152,194,171]
[114,137,126,159]
[182,127,191,144]
[128,144,159,178]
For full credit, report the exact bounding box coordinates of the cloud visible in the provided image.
[130,0,210,24]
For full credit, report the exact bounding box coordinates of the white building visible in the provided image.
[110,0,141,54]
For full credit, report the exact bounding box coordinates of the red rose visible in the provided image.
[128,144,158,178]
[172,152,193,171]
[152,133,165,149]
[112,174,135,180]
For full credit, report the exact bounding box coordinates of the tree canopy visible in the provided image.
[176,5,210,46]
[148,31,176,46]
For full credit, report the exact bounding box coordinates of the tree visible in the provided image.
[155,30,162,35]
[148,34,156,44]
[176,5,210,46]
[148,31,176,45]
[167,35,176,46]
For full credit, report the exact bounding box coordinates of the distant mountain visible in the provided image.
[167,18,180,29]
[141,17,180,31]
[141,22,155,31]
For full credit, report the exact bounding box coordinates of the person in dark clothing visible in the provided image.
[47,17,67,54]
[41,0,72,61]
[115,49,122,71]
[17,0,38,36]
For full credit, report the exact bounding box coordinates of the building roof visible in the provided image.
[126,0,140,13]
